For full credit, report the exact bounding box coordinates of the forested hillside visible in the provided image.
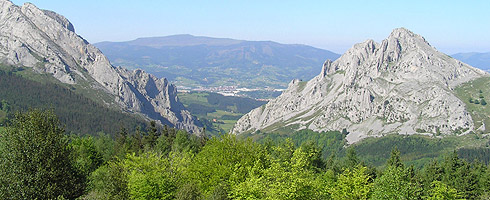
[0,66,149,134]
[1,110,490,199]
[250,129,490,168]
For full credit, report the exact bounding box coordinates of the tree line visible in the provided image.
[1,110,490,199]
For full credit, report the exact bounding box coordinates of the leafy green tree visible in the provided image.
[270,138,296,163]
[87,160,129,199]
[124,152,176,200]
[189,134,264,197]
[69,135,104,178]
[269,147,324,199]
[88,152,180,200]
[0,110,83,199]
[172,130,201,154]
[208,184,230,200]
[422,151,480,199]
[300,141,325,171]
[231,146,326,200]
[175,183,202,200]
[425,181,462,200]
[0,99,9,112]
[330,165,373,199]
[93,131,115,162]
[422,160,444,185]
[372,166,422,199]
[230,160,267,200]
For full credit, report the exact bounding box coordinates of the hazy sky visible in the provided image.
[11,0,490,54]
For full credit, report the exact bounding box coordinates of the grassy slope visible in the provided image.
[454,76,490,133]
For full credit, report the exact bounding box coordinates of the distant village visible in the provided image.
[177,85,283,101]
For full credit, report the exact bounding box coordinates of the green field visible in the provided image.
[177,92,266,134]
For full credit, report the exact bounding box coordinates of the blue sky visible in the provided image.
[11,0,490,54]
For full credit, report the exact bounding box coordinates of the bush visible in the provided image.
[481,99,487,106]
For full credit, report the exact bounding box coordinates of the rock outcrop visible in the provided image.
[231,28,487,143]
[0,0,200,133]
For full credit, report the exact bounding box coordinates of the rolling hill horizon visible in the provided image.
[95,34,341,90]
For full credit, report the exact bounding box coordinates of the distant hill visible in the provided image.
[451,52,490,71]
[95,35,340,89]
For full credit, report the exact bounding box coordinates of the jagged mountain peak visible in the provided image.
[322,28,485,88]
[386,27,428,45]
[383,27,431,55]
[388,27,417,39]
[232,28,488,144]
[0,0,13,6]
[0,1,201,133]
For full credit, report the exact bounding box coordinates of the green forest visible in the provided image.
[1,110,490,199]
[0,66,150,135]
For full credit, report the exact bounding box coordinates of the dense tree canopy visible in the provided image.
[1,110,490,199]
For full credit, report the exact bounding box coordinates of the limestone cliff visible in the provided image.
[231,28,487,143]
[0,0,200,133]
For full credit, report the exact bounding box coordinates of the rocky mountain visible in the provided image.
[451,52,490,71]
[231,28,488,144]
[95,35,340,89]
[0,0,200,133]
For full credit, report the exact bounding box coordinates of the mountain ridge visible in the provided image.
[0,0,201,133]
[97,34,245,48]
[232,28,488,143]
[451,52,490,71]
[94,35,341,89]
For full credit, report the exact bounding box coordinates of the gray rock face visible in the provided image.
[0,0,200,133]
[232,28,487,143]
